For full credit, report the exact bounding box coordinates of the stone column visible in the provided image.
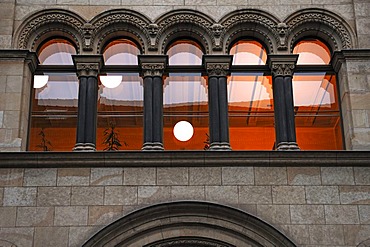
[72,55,104,151]
[203,55,233,151]
[139,55,168,151]
[267,54,300,150]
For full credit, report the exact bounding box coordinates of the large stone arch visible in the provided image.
[90,9,152,54]
[13,8,85,53]
[285,8,357,52]
[82,201,297,247]
[219,9,281,54]
[154,9,215,54]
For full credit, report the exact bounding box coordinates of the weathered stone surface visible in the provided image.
[3,187,36,206]
[34,227,69,247]
[88,205,123,225]
[104,186,137,205]
[0,169,23,186]
[24,168,57,186]
[354,167,370,184]
[0,228,34,247]
[37,187,71,206]
[205,186,238,204]
[138,186,171,204]
[222,167,254,185]
[6,75,23,93]
[157,167,188,185]
[0,207,16,227]
[54,206,88,226]
[90,168,123,186]
[255,167,287,185]
[321,167,355,185]
[189,167,221,185]
[287,167,321,185]
[343,225,370,246]
[57,168,90,186]
[71,187,104,205]
[309,225,345,245]
[340,186,370,204]
[290,205,325,224]
[124,168,156,185]
[306,186,340,204]
[171,186,205,200]
[285,225,310,245]
[257,205,291,224]
[16,207,54,226]
[239,186,272,204]
[325,205,360,224]
[272,186,305,204]
[69,226,98,247]
[359,205,370,224]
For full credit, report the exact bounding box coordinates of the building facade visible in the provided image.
[0,0,369,246]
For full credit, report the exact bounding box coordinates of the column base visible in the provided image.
[142,142,164,151]
[276,142,300,151]
[73,143,96,151]
[209,142,232,151]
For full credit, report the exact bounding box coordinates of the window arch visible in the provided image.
[29,38,79,151]
[292,39,343,150]
[228,39,274,150]
[164,39,208,150]
[97,38,143,150]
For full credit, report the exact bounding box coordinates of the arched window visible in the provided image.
[29,38,78,151]
[96,39,143,151]
[228,40,275,150]
[164,40,208,150]
[293,39,343,150]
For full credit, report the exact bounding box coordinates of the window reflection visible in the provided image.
[228,73,275,150]
[230,40,267,65]
[96,73,143,150]
[167,40,203,65]
[38,39,76,65]
[293,73,343,150]
[163,73,208,150]
[103,39,140,65]
[294,39,331,65]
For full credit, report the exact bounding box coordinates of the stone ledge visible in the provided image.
[0,151,369,168]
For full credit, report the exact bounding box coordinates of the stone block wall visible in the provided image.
[0,166,369,247]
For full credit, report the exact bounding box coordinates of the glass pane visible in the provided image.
[97,73,143,150]
[167,40,203,65]
[38,39,76,65]
[163,73,208,150]
[228,73,275,150]
[29,73,79,151]
[293,39,331,65]
[103,39,140,65]
[230,40,267,65]
[293,73,343,150]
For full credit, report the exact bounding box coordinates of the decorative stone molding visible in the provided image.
[15,9,85,50]
[285,8,355,51]
[267,54,299,78]
[139,55,168,78]
[206,63,230,77]
[146,237,233,247]
[276,142,300,151]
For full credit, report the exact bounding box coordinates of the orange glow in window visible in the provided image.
[294,39,331,65]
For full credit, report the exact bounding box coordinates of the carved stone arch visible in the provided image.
[219,9,281,54]
[82,201,297,247]
[357,239,370,247]
[90,9,151,54]
[154,9,215,54]
[285,8,357,52]
[14,8,85,52]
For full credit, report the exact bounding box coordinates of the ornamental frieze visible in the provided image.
[206,63,230,77]
[141,63,166,77]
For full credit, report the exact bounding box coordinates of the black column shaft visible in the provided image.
[143,76,153,144]
[218,76,229,143]
[153,76,163,144]
[76,76,87,144]
[85,76,98,144]
[208,76,220,143]
[273,76,288,144]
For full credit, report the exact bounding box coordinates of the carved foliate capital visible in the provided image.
[141,63,165,77]
[72,55,104,77]
[267,54,298,78]
[206,63,230,77]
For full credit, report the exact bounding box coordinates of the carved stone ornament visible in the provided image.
[206,63,230,77]
[277,22,288,50]
[75,63,100,77]
[271,63,295,77]
[81,23,95,51]
[141,63,165,77]
[146,238,233,247]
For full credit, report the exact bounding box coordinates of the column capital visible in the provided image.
[267,54,298,78]
[203,55,233,77]
[72,55,104,77]
[139,55,168,77]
